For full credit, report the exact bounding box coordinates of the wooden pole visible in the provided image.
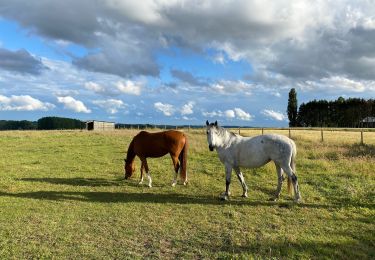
[289,128,291,138]
[321,128,324,142]
[261,128,264,135]
[361,129,364,145]
[238,127,241,134]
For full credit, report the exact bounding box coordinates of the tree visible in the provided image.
[287,88,298,127]
[37,117,85,130]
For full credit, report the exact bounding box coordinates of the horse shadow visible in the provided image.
[18,177,125,187]
[0,188,372,209]
[0,190,254,205]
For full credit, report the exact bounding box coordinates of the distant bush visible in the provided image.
[37,117,85,130]
[0,120,37,130]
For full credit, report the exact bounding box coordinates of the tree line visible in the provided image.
[0,117,85,130]
[288,89,375,127]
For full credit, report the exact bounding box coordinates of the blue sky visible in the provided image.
[1,1,375,126]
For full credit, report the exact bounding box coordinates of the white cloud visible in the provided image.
[202,110,224,118]
[234,108,252,121]
[57,96,91,113]
[212,52,226,64]
[203,107,253,121]
[225,109,235,118]
[262,109,287,121]
[154,102,174,116]
[0,95,55,111]
[116,80,142,95]
[84,81,106,94]
[181,101,195,115]
[93,99,125,114]
[210,80,254,95]
[298,76,374,93]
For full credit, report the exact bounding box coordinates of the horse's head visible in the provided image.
[206,120,219,151]
[124,158,135,179]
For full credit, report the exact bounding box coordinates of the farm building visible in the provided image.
[86,120,115,131]
[361,117,375,128]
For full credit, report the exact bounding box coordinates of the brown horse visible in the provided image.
[124,130,188,187]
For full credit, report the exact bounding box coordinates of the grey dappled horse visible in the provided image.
[206,121,301,202]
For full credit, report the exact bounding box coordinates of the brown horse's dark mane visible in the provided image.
[125,139,136,165]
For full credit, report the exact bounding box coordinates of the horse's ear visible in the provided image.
[206,120,209,126]
[214,121,218,126]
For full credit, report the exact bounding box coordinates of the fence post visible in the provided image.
[361,129,364,145]
[261,128,264,135]
[321,128,324,142]
[238,127,241,134]
[289,128,291,138]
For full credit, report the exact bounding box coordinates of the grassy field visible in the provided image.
[0,129,374,259]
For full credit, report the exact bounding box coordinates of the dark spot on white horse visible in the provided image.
[292,175,297,183]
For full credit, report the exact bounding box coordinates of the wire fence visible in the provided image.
[115,125,375,145]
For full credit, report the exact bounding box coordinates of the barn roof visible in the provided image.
[86,120,115,123]
[361,116,375,123]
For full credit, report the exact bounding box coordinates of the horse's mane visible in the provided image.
[216,125,238,138]
[125,139,136,162]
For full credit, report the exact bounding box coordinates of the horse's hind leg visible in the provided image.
[281,163,301,202]
[272,163,284,201]
[170,154,180,187]
[234,167,248,198]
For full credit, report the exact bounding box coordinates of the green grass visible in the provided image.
[0,129,374,259]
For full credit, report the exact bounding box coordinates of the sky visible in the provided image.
[0,1,375,127]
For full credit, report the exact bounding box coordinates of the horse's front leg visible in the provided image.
[220,164,232,201]
[234,167,248,198]
[141,158,152,188]
[139,161,144,185]
[271,163,284,201]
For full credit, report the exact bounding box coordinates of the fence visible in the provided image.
[231,127,375,145]
[116,125,375,145]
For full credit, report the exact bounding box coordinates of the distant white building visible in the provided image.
[86,120,115,131]
[361,117,375,128]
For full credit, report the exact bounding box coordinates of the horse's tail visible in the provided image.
[287,140,297,195]
[179,134,188,185]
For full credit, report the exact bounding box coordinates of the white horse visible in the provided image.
[206,121,301,202]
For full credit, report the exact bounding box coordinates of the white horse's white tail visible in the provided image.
[287,142,297,195]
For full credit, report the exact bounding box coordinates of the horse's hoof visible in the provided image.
[183,181,188,186]
[220,196,229,201]
[171,182,177,187]
[220,193,229,201]
[138,181,143,185]
[269,197,278,202]
[148,184,152,188]
[241,193,248,198]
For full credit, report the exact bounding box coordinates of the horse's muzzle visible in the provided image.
[209,145,214,151]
